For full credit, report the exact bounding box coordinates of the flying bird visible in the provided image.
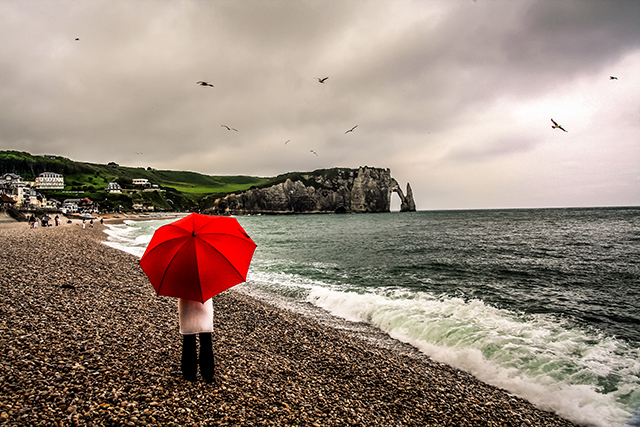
[316,77,329,83]
[551,118,567,132]
[75,38,79,41]
[284,140,290,145]
[221,125,238,131]
[310,150,318,156]
[197,81,214,87]
[345,125,358,134]
[610,76,618,80]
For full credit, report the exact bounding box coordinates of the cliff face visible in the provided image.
[203,167,416,215]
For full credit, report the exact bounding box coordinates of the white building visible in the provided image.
[16,186,43,208]
[132,178,150,186]
[35,172,64,190]
[62,199,80,213]
[132,203,154,211]
[106,182,122,193]
[0,173,25,188]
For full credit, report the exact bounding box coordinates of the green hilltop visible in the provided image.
[0,150,270,212]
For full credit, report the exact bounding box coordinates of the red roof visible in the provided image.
[1,193,16,204]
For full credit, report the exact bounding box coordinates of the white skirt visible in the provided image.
[178,298,214,335]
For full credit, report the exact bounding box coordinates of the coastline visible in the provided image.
[99,212,189,225]
[0,223,578,426]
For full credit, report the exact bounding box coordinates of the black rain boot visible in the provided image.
[181,334,197,382]
[199,332,215,383]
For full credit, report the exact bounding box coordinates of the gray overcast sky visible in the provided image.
[1,0,639,210]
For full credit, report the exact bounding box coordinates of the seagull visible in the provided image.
[551,118,567,132]
[610,76,618,80]
[197,81,214,87]
[221,124,238,131]
[284,140,290,145]
[310,150,318,156]
[316,77,329,83]
[75,38,79,41]
[345,125,358,134]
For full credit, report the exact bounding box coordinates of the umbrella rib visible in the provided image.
[197,232,256,246]
[192,243,204,303]
[156,246,181,297]
[146,237,189,297]
[197,236,249,281]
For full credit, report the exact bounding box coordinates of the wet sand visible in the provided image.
[0,222,578,426]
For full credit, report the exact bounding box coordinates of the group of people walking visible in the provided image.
[27,214,103,229]
[28,214,60,228]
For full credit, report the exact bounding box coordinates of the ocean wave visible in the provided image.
[302,286,639,427]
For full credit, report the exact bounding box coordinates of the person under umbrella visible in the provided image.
[178,298,215,382]
[139,213,257,383]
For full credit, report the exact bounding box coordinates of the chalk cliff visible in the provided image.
[202,167,416,215]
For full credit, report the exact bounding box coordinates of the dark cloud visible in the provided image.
[0,0,639,209]
[503,1,640,78]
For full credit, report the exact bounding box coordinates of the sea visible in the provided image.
[102,207,640,427]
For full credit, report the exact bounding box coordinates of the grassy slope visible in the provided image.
[0,150,270,208]
[0,151,370,211]
[1,151,266,192]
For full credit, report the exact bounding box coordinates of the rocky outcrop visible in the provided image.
[397,183,416,212]
[203,167,416,215]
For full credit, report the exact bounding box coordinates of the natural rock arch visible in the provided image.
[204,167,416,215]
[391,182,417,212]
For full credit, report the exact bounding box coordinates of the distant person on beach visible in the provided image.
[178,298,215,383]
[82,219,86,230]
[90,219,94,228]
[100,218,103,225]
[55,215,59,226]
[28,215,35,228]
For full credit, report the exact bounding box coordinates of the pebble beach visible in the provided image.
[0,220,579,426]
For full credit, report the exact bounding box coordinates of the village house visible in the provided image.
[45,199,61,210]
[143,184,163,192]
[132,178,150,187]
[0,175,34,208]
[62,198,95,214]
[106,182,122,193]
[62,199,79,213]
[23,187,39,208]
[14,186,48,209]
[0,174,21,205]
[0,173,62,210]
[0,173,25,189]
[35,172,65,190]
[132,203,154,212]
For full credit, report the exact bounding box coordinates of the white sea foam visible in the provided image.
[102,219,174,258]
[304,286,639,427]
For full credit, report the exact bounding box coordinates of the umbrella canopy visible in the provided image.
[139,213,257,302]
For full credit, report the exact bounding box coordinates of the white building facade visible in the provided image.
[106,182,122,193]
[0,173,25,187]
[35,172,64,190]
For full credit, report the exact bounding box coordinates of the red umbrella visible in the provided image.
[139,213,257,302]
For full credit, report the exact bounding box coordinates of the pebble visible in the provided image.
[0,222,579,426]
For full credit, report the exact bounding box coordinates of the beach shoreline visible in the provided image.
[99,212,189,225]
[0,223,578,426]
[0,210,188,227]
